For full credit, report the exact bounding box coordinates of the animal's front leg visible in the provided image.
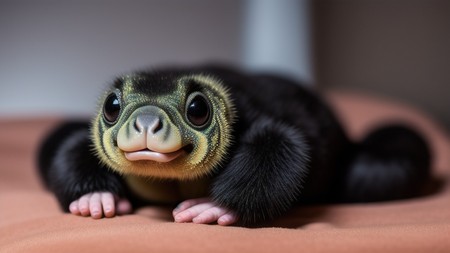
[173,198,238,225]
[39,124,130,217]
[211,119,310,226]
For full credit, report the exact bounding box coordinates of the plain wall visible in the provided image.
[0,0,243,116]
[0,0,313,117]
[1,0,449,131]
[243,0,313,84]
[314,0,450,129]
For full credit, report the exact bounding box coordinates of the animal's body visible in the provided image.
[38,65,430,226]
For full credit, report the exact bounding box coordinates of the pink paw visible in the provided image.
[68,192,132,219]
[172,198,238,226]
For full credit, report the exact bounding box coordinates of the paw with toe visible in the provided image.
[69,192,132,219]
[173,198,238,226]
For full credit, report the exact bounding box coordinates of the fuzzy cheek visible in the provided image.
[96,126,126,171]
[188,133,208,166]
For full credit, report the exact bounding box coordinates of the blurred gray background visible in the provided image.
[1,0,449,129]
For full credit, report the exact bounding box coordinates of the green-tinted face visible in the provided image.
[91,73,235,180]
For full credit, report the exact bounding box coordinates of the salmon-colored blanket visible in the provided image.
[1,91,449,253]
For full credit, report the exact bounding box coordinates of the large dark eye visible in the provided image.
[186,92,211,127]
[103,92,121,124]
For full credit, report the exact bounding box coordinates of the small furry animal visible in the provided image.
[38,65,431,226]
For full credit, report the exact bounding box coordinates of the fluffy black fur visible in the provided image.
[38,122,127,211]
[38,65,431,226]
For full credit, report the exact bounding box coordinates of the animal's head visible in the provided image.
[91,70,235,180]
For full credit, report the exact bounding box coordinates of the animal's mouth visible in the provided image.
[124,148,184,162]
[124,145,193,163]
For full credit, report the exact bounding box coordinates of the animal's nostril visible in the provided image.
[135,114,160,134]
[152,120,163,133]
[134,120,141,132]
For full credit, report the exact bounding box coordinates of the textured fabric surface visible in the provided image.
[1,91,449,253]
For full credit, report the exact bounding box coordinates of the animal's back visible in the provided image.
[193,66,353,201]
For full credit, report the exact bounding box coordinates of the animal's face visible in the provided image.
[91,72,235,180]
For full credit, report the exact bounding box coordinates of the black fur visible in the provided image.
[211,118,310,225]
[339,125,431,202]
[38,65,431,226]
[38,122,126,211]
